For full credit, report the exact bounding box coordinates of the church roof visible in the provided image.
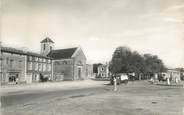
[47,47,78,60]
[40,37,54,43]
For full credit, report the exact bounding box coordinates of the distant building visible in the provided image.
[97,64,109,78]
[167,68,181,81]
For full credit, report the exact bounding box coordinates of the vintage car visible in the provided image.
[110,73,128,85]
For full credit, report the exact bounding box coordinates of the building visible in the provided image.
[26,52,52,83]
[39,37,87,81]
[0,47,26,85]
[0,47,53,85]
[97,64,109,78]
[47,47,87,81]
[86,64,93,78]
[0,37,88,85]
[167,68,181,81]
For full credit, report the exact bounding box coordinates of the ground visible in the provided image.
[1,80,184,115]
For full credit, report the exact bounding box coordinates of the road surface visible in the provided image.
[1,85,111,108]
[1,80,184,115]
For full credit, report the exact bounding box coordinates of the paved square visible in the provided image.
[1,81,184,115]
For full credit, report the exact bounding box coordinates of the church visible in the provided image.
[40,37,87,81]
[0,37,88,85]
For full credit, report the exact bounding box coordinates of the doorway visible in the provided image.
[8,73,19,83]
[78,67,82,80]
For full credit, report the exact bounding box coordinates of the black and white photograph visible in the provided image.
[0,0,184,115]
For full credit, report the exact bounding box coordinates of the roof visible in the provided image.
[1,46,26,55]
[26,51,50,59]
[47,47,78,60]
[1,46,50,59]
[40,37,54,43]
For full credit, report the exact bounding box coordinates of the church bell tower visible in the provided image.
[40,37,54,56]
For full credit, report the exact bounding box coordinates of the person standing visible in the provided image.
[15,77,18,84]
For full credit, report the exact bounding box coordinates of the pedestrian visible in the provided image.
[15,77,18,84]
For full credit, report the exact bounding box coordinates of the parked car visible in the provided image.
[120,73,128,84]
[158,73,167,82]
[110,73,128,85]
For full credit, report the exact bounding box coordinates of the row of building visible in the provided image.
[0,38,93,85]
[95,63,184,82]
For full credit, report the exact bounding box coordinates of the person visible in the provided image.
[15,77,18,84]
[150,77,154,84]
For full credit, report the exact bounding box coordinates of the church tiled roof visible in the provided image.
[47,47,78,60]
[40,37,54,43]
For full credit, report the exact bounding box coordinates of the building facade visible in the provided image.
[26,52,52,83]
[167,69,181,81]
[0,37,88,85]
[97,64,109,78]
[0,47,26,85]
[48,47,87,81]
[0,47,53,85]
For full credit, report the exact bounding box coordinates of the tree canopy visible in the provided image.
[109,46,166,75]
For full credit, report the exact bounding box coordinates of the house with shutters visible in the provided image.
[40,38,87,81]
[97,64,109,78]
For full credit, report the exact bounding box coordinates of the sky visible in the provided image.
[1,0,184,68]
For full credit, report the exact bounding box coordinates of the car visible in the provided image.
[158,73,167,82]
[110,73,128,85]
[120,74,128,84]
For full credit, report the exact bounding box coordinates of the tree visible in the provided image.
[109,46,166,80]
[109,46,132,74]
[143,54,166,74]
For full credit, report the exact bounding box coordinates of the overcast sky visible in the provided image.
[1,0,184,67]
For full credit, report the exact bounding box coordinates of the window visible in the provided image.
[35,57,38,61]
[10,59,13,68]
[39,58,42,62]
[101,73,104,77]
[18,60,22,68]
[35,63,38,70]
[43,64,46,71]
[47,64,51,71]
[6,58,9,64]
[28,62,32,70]
[29,56,32,61]
[38,63,42,71]
[43,44,46,50]
[48,59,51,63]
